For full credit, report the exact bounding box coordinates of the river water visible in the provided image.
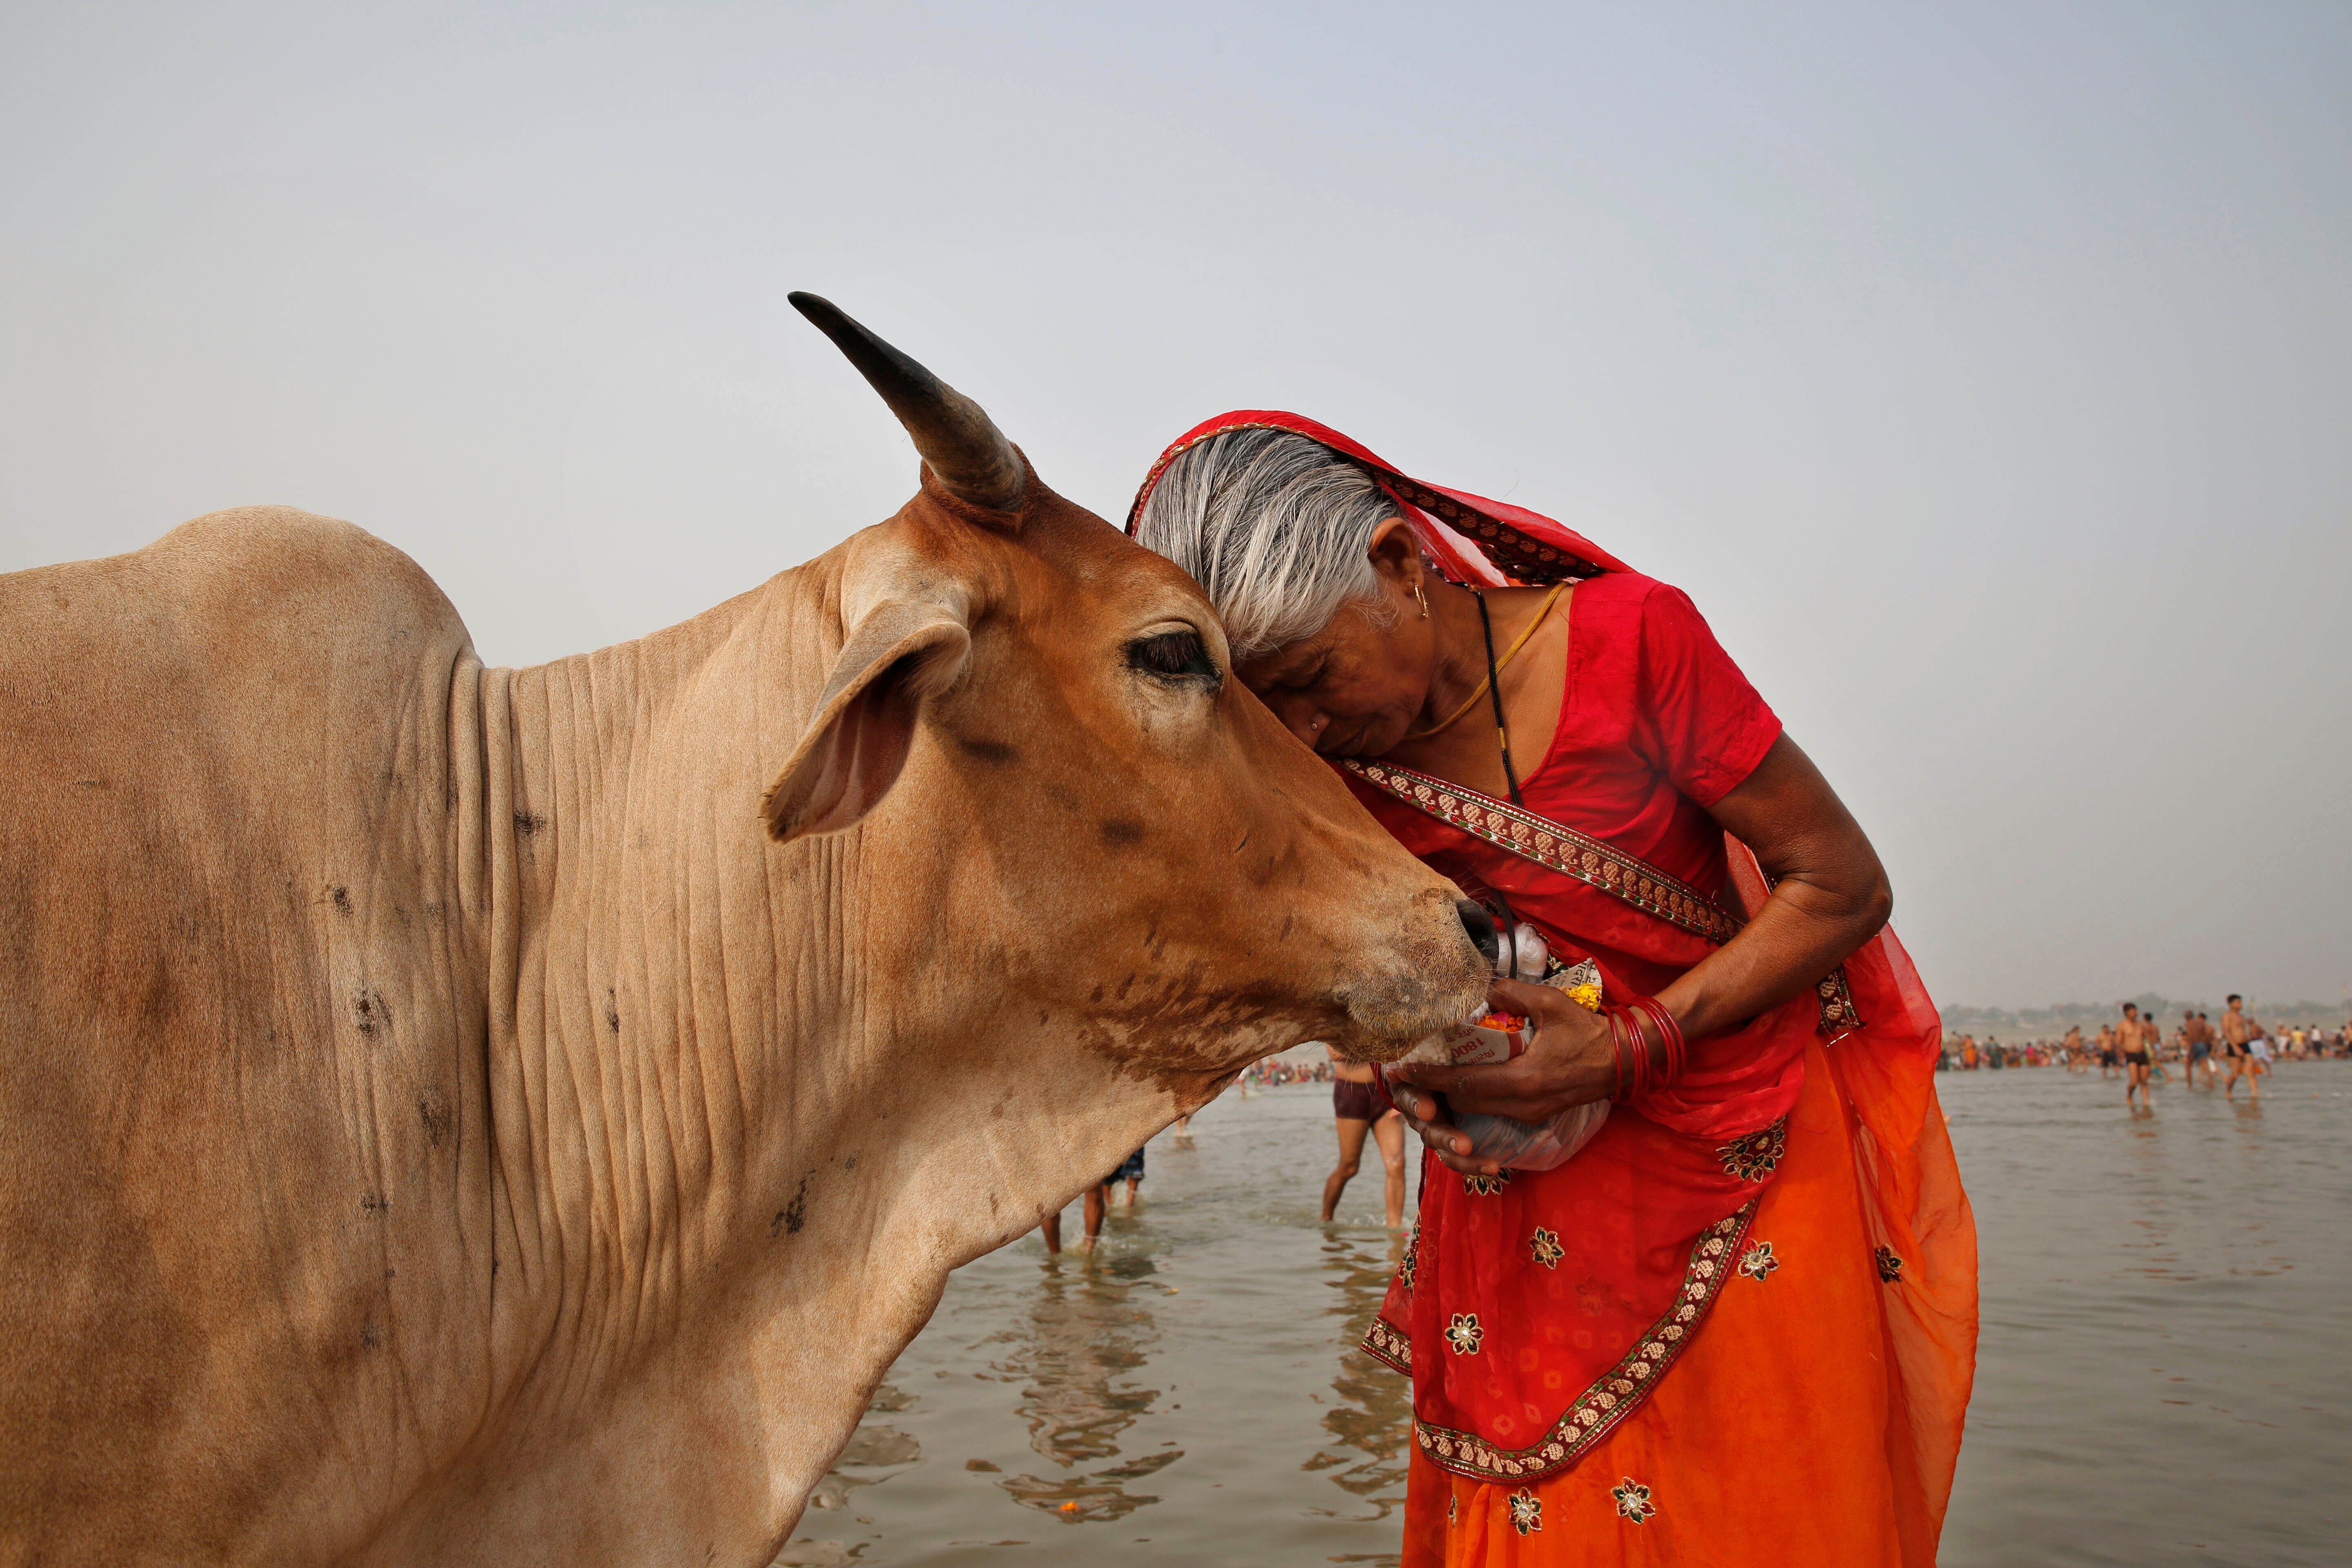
[775,1064,2350,1567]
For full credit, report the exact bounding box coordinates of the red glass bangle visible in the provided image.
[1608,1006,1641,1101]
[1630,996,1687,1089]
[1608,1008,1628,1100]
[1606,996,1687,1100]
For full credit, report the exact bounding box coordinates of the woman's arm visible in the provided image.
[1391,734,1889,1170]
[1650,733,1891,1041]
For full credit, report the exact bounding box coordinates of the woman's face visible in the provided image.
[1235,521,1435,757]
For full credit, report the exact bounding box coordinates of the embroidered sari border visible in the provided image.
[1361,1314,1413,1375]
[1343,759,1866,1037]
[1815,969,1863,1038]
[1342,760,1745,944]
[1407,1203,1758,1486]
[1378,475,1607,585]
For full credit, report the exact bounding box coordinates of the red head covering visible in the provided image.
[1125,409,1631,587]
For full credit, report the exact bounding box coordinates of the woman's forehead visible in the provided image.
[1236,631,1332,688]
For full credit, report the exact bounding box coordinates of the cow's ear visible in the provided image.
[763,598,972,843]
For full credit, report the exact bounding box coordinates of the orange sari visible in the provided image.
[1370,795,1977,1568]
[1403,1018,1976,1566]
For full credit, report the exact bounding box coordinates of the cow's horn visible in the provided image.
[788,292,1025,512]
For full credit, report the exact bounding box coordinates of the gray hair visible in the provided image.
[1132,428,1400,661]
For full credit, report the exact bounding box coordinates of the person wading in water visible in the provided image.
[2120,1002,2156,1110]
[1133,414,1975,1567]
[2184,1009,2216,1088]
[2221,994,2263,1101]
[1325,1044,1410,1227]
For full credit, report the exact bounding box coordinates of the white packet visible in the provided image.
[1383,956,1612,1172]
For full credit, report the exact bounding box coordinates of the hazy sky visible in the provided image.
[4,2,2346,1009]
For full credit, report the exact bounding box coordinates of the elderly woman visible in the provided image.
[1130,413,1976,1568]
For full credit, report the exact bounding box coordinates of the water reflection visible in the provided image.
[1310,1231,1414,1521]
[992,1250,1178,1523]
[802,1381,920,1519]
[766,1073,2348,1566]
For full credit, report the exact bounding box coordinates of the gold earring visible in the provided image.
[1414,581,1429,619]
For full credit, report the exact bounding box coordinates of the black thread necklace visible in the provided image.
[1472,588,1525,807]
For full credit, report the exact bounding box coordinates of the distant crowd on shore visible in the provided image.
[1940,994,2348,1106]
[1945,1022,2350,1070]
[1945,1022,2347,1069]
[1239,1056,1337,1089]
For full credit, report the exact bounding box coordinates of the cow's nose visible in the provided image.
[1455,900,1499,974]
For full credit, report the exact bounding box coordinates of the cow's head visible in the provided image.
[765,295,1490,1088]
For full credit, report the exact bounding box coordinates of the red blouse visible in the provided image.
[1360,571,1782,998]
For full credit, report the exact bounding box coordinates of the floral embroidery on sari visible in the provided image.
[1506,1489,1544,1535]
[1739,1241,1779,1281]
[1716,1119,1788,1180]
[1529,1227,1565,1270]
[1875,1245,1906,1283]
[1410,1205,1756,1484]
[1611,1478,1657,1523]
[1464,1169,1512,1197]
[1445,1314,1485,1355]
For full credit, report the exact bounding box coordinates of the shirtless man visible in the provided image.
[2096,1024,2120,1078]
[2062,1025,2086,1072]
[2118,1003,2156,1108]
[2220,994,2263,1101]
[2183,1009,2217,1088]
[1323,1045,1408,1227]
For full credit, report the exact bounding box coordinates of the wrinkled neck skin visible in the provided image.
[382,555,1244,1566]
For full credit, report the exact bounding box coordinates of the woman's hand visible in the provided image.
[1387,978,1618,1173]
[1389,1082,1494,1176]
[1388,1081,1485,1175]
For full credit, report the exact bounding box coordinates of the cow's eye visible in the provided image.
[1127,629,1220,684]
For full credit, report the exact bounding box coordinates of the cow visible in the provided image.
[0,295,1491,1566]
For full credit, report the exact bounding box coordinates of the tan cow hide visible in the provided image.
[0,307,1488,1566]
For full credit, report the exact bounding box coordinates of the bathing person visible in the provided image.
[2221,995,2262,1100]
[2184,1010,2216,1088]
[1325,1044,1410,1227]
[1039,1186,1105,1254]
[2120,1003,2154,1108]
[1107,1145,1145,1207]
[1133,413,1975,1566]
[1040,1148,1145,1254]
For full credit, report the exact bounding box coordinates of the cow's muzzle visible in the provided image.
[1331,891,1495,1060]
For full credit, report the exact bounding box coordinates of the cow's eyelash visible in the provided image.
[1126,630,1222,685]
